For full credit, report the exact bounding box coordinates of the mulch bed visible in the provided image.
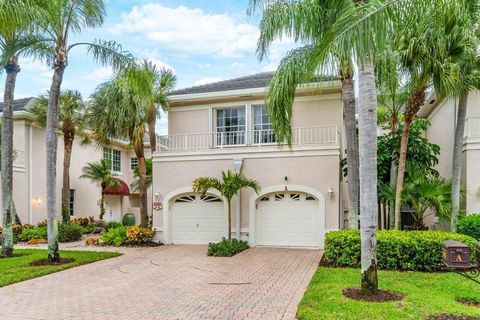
[427,314,480,320]
[30,258,75,266]
[343,288,404,302]
[457,298,480,307]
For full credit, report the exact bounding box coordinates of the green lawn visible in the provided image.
[0,249,121,287]
[298,267,480,320]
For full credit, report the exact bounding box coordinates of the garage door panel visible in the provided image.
[256,192,322,247]
[171,195,226,244]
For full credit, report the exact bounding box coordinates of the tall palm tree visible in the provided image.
[30,90,87,223]
[393,0,478,230]
[0,0,45,257]
[193,170,260,241]
[34,0,133,262]
[87,65,152,227]
[131,158,153,192]
[80,160,119,219]
[140,60,176,152]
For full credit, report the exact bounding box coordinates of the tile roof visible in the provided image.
[0,97,35,112]
[170,72,275,95]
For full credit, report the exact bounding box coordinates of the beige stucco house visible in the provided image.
[419,90,480,220]
[151,72,344,249]
[0,97,151,225]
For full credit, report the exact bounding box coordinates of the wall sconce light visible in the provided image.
[153,192,162,211]
[327,187,334,200]
[284,177,289,192]
[33,196,42,206]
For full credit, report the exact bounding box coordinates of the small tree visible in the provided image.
[193,170,260,241]
[80,160,119,219]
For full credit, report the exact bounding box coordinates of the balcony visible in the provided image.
[156,126,338,152]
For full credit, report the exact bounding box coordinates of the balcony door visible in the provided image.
[216,107,246,146]
[253,105,276,144]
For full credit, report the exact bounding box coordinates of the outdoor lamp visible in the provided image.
[327,187,334,199]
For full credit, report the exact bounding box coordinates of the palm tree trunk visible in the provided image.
[343,76,359,229]
[227,199,232,240]
[388,162,397,229]
[148,117,157,153]
[100,188,105,219]
[1,58,20,258]
[358,63,378,295]
[451,95,468,232]
[394,88,425,230]
[61,128,74,222]
[134,142,148,227]
[46,57,66,262]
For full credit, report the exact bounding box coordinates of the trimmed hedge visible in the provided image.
[457,214,480,240]
[324,230,478,271]
[207,238,249,257]
[58,223,83,242]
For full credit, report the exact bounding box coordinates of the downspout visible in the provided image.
[28,123,33,224]
[233,157,243,240]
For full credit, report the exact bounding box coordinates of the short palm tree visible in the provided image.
[34,0,133,262]
[80,160,119,220]
[30,90,87,223]
[87,64,152,227]
[0,0,44,257]
[193,170,260,241]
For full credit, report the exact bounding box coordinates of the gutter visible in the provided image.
[233,157,243,240]
[28,124,33,224]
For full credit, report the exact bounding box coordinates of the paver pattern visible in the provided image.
[0,245,321,320]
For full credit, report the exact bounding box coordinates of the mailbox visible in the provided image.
[442,240,470,268]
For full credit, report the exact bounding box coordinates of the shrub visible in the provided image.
[18,226,47,242]
[108,221,122,230]
[27,238,48,245]
[100,226,128,246]
[126,226,155,245]
[71,216,94,227]
[80,224,95,235]
[324,230,478,271]
[58,223,83,243]
[23,224,35,230]
[37,220,47,227]
[457,214,480,240]
[207,238,249,257]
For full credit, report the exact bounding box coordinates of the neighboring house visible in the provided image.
[419,90,480,224]
[152,72,344,248]
[0,97,151,225]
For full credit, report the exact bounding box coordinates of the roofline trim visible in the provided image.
[169,81,342,102]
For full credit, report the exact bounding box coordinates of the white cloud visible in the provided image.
[111,4,259,58]
[147,58,175,73]
[194,77,223,86]
[88,66,114,82]
[20,59,52,79]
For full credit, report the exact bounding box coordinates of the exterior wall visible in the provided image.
[168,109,209,135]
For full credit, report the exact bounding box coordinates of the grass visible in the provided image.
[0,249,121,287]
[297,267,480,320]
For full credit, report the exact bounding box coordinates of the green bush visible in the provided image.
[100,226,128,246]
[107,221,122,230]
[207,238,249,257]
[80,224,95,235]
[58,223,83,242]
[18,226,47,241]
[457,214,480,240]
[324,230,478,271]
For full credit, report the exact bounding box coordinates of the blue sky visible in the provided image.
[4,0,294,103]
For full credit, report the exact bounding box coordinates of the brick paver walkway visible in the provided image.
[0,246,321,320]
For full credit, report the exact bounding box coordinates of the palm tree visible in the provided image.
[34,0,133,262]
[0,0,43,257]
[392,0,478,230]
[193,170,260,241]
[131,158,153,192]
[140,60,176,152]
[80,160,119,219]
[87,65,152,227]
[30,90,87,223]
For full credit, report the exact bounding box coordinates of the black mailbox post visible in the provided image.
[442,240,470,268]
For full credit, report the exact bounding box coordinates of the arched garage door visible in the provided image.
[171,194,226,244]
[256,192,322,247]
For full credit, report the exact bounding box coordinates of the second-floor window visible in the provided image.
[216,107,246,145]
[103,147,121,172]
[130,157,138,170]
[253,105,276,144]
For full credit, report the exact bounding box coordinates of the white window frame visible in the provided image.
[130,157,138,171]
[103,147,122,173]
[214,105,247,146]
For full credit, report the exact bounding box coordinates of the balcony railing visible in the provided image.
[156,126,338,152]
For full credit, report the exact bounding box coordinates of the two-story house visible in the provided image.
[0,97,151,225]
[152,72,344,248]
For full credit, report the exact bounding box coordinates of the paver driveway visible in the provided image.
[0,245,321,320]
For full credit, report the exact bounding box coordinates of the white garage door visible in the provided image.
[256,192,322,247]
[171,194,226,244]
